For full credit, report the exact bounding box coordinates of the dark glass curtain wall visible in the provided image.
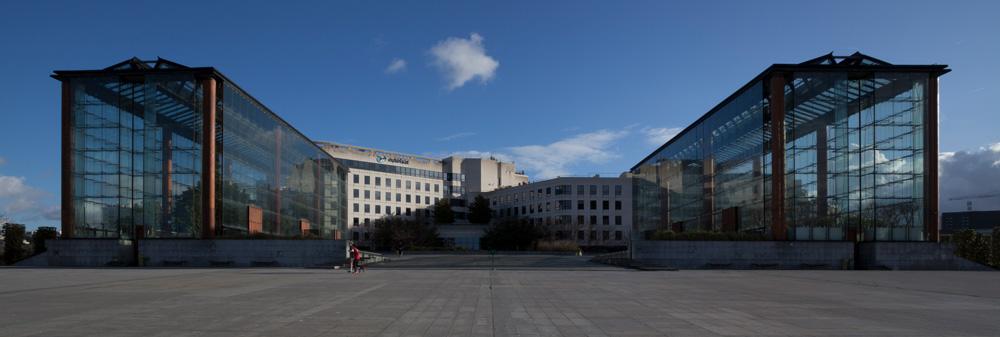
[633,55,943,242]
[60,60,347,239]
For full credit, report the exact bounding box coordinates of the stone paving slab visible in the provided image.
[1,255,999,336]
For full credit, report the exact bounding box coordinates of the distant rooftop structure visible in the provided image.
[105,57,190,70]
[799,52,892,66]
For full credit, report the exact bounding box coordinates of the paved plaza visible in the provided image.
[2,255,1000,336]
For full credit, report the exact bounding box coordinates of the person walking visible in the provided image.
[349,242,365,274]
[347,242,356,273]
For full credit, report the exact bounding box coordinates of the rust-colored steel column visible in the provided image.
[274,127,282,234]
[161,128,173,235]
[61,80,75,238]
[816,125,828,218]
[201,78,217,239]
[314,157,321,228]
[770,75,787,241]
[664,179,671,228]
[753,157,762,196]
[926,76,940,242]
[703,157,715,231]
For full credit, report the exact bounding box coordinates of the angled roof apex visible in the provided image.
[102,57,189,71]
[800,52,892,66]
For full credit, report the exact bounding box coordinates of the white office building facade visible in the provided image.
[317,142,527,249]
[482,175,632,250]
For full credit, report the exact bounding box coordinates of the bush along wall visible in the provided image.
[648,230,768,241]
[941,227,1000,269]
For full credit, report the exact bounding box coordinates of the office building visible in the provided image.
[317,142,528,248]
[54,58,348,239]
[632,52,949,242]
[942,211,1000,234]
[483,175,632,250]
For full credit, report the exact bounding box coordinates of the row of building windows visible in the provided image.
[352,208,434,226]
[561,230,622,241]
[354,201,438,215]
[502,214,625,226]
[353,190,438,204]
[353,174,440,192]
[495,200,623,214]
[493,185,623,205]
[339,159,465,182]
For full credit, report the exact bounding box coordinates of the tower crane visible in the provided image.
[948,192,1000,211]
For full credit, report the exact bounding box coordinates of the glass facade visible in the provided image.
[632,53,948,242]
[56,58,347,239]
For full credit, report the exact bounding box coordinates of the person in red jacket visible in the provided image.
[349,242,365,274]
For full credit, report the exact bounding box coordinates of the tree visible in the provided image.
[481,218,546,251]
[468,194,493,224]
[175,183,202,237]
[433,199,454,224]
[32,226,59,256]
[371,216,442,250]
[3,223,27,265]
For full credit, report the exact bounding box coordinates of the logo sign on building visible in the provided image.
[376,155,409,165]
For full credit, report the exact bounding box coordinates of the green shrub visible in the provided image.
[536,240,581,252]
[32,226,59,256]
[951,229,998,269]
[648,230,768,241]
[216,232,324,240]
[407,246,469,251]
[992,227,1000,268]
[3,223,27,265]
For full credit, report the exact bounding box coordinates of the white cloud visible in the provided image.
[641,127,683,146]
[436,132,477,142]
[384,58,406,74]
[940,142,1000,212]
[0,174,59,222]
[0,175,49,199]
[442,126,692,180]
[428,33,499,90]
[479,130,628,180]
[442,150,513,163]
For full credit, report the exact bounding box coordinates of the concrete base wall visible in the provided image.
[16,239,133,267]
[634,241,854,270]
[857,242,994,271]
[16,239,348,267]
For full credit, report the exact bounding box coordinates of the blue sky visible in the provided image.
[2,0,999,230]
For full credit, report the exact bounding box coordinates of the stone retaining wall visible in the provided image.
[17,239,348,267]
[857,242,994,271]
[633,241,854,270]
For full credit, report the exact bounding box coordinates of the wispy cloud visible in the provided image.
[0,156,5,166]
[436,132,477,142]
[507,130,628,179]
[443,129,629,180]
[641,127,683,146]
[373,36,386,50]
[428,33,499,90]
[441,124,685,180]
[442,150,513,163]
[384,58,406,74]
[0,174,60,222]
[940,142,1000,212]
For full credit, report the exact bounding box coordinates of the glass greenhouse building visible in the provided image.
[632,53,949,242]
[54,58,348,239]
